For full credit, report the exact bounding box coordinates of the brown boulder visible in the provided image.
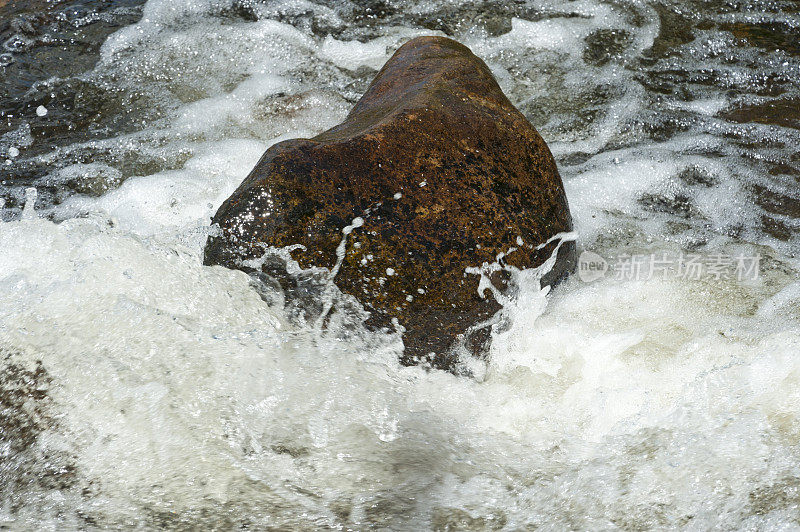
[204,36,575,369]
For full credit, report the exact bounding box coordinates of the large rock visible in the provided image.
[204,36,575,369]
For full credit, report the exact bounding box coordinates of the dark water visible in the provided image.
[1,0,146,213]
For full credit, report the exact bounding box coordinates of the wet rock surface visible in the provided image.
[205,36,575,369]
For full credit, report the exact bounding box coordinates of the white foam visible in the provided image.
[565,152,679,240]
[5,209,797,528]
[58,139,266,237]
[21,187,37,220]
[319,35,391,71]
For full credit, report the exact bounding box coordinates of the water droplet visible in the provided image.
[386,267,395,276]
[7,147,19,158]
[36,105,48,117]
[342,217,364,236]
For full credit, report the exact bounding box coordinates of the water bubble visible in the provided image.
[3,34,33,53]
[342,217,364,238]
[377,428,398,442]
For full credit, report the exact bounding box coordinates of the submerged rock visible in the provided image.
[205,36,575,369]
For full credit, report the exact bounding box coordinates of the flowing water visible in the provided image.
[1,0,800,529]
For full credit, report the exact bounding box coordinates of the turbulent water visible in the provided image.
[1,0,800,529]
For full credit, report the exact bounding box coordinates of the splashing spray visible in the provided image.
[21,187,37,221]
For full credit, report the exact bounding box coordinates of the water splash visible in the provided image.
[316,215,365,329]
[21,188,37,221]
[465,231,578,304]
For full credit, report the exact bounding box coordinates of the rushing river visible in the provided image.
[1,0,800,529]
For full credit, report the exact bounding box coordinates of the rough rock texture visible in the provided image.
[204,36,575,369]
